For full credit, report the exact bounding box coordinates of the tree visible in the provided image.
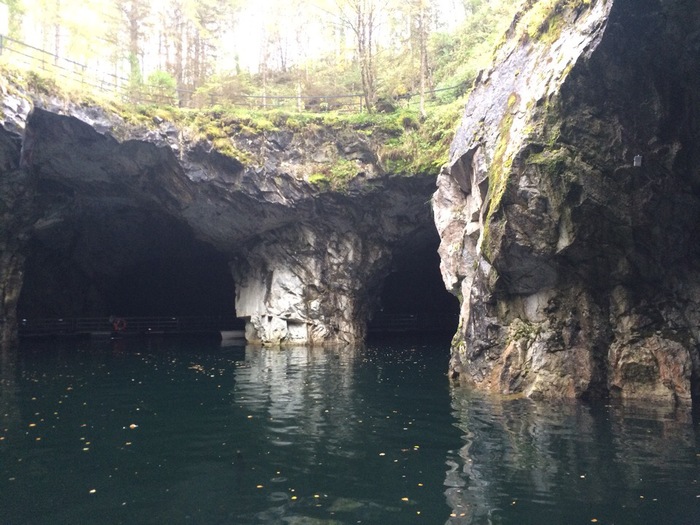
[2,0,23,38]
[409,0,432,117]
[113,0,150,89]
[156,0,240,105]
[335,0,387,111]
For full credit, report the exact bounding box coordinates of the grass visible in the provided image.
[1,62,462,191]
[379,100,464,175]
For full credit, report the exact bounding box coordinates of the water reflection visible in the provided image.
[235,346,361,457]
[4,338,698,525]
[446,388,700,525]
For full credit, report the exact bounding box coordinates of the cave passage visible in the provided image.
[17,207,238,324]
[15,200,457,341]
[368,237,459,337]
[108,251,235,318]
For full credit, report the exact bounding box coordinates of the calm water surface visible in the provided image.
[1,337,699,524]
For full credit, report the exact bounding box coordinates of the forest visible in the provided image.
[0,0,521,112]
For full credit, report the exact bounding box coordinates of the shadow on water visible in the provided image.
[445,389,700,525]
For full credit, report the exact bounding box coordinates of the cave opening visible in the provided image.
[16,206,239,327]
[368,235,459,339]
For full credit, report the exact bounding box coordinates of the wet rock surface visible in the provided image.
[434,0,700,408]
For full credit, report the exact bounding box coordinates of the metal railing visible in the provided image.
[17,315,241,337]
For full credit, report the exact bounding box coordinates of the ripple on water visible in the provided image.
[3,339,699,525]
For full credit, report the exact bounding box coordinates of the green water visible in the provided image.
[1,338,698,525]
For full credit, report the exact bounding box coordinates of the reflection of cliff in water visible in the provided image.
[444,390,699,525]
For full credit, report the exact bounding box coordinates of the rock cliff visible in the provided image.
[435,0,700,408]
[0,81,437,346]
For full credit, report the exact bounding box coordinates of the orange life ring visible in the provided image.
[112,318,127,332]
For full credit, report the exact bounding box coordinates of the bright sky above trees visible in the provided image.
[1,0,519,110]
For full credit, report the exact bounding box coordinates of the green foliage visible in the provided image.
[506,318,542,345]
[380,101,464,175]
[329,158,358,183]
[307,158,358,192]
[24,70,60,96]
[430,0,521,98]
[145,71,178,106]
[521,0,593,44]
[308,173,330,187]
[212,137,253,164]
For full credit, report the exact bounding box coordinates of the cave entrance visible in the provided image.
[16,205,240,333]
[368,235,459,339]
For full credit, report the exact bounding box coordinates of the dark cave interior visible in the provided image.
[16,207,458,337]
[368,237,460,336]
[17,208,237,321]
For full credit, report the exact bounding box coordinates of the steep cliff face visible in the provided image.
[0,85,437,345]
[435,0,700,408]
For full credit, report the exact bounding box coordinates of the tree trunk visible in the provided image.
[418,0,428,118]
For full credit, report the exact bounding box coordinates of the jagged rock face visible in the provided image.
[0,125,29,343]
[0,92,436,346]
[434,0,700,408]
